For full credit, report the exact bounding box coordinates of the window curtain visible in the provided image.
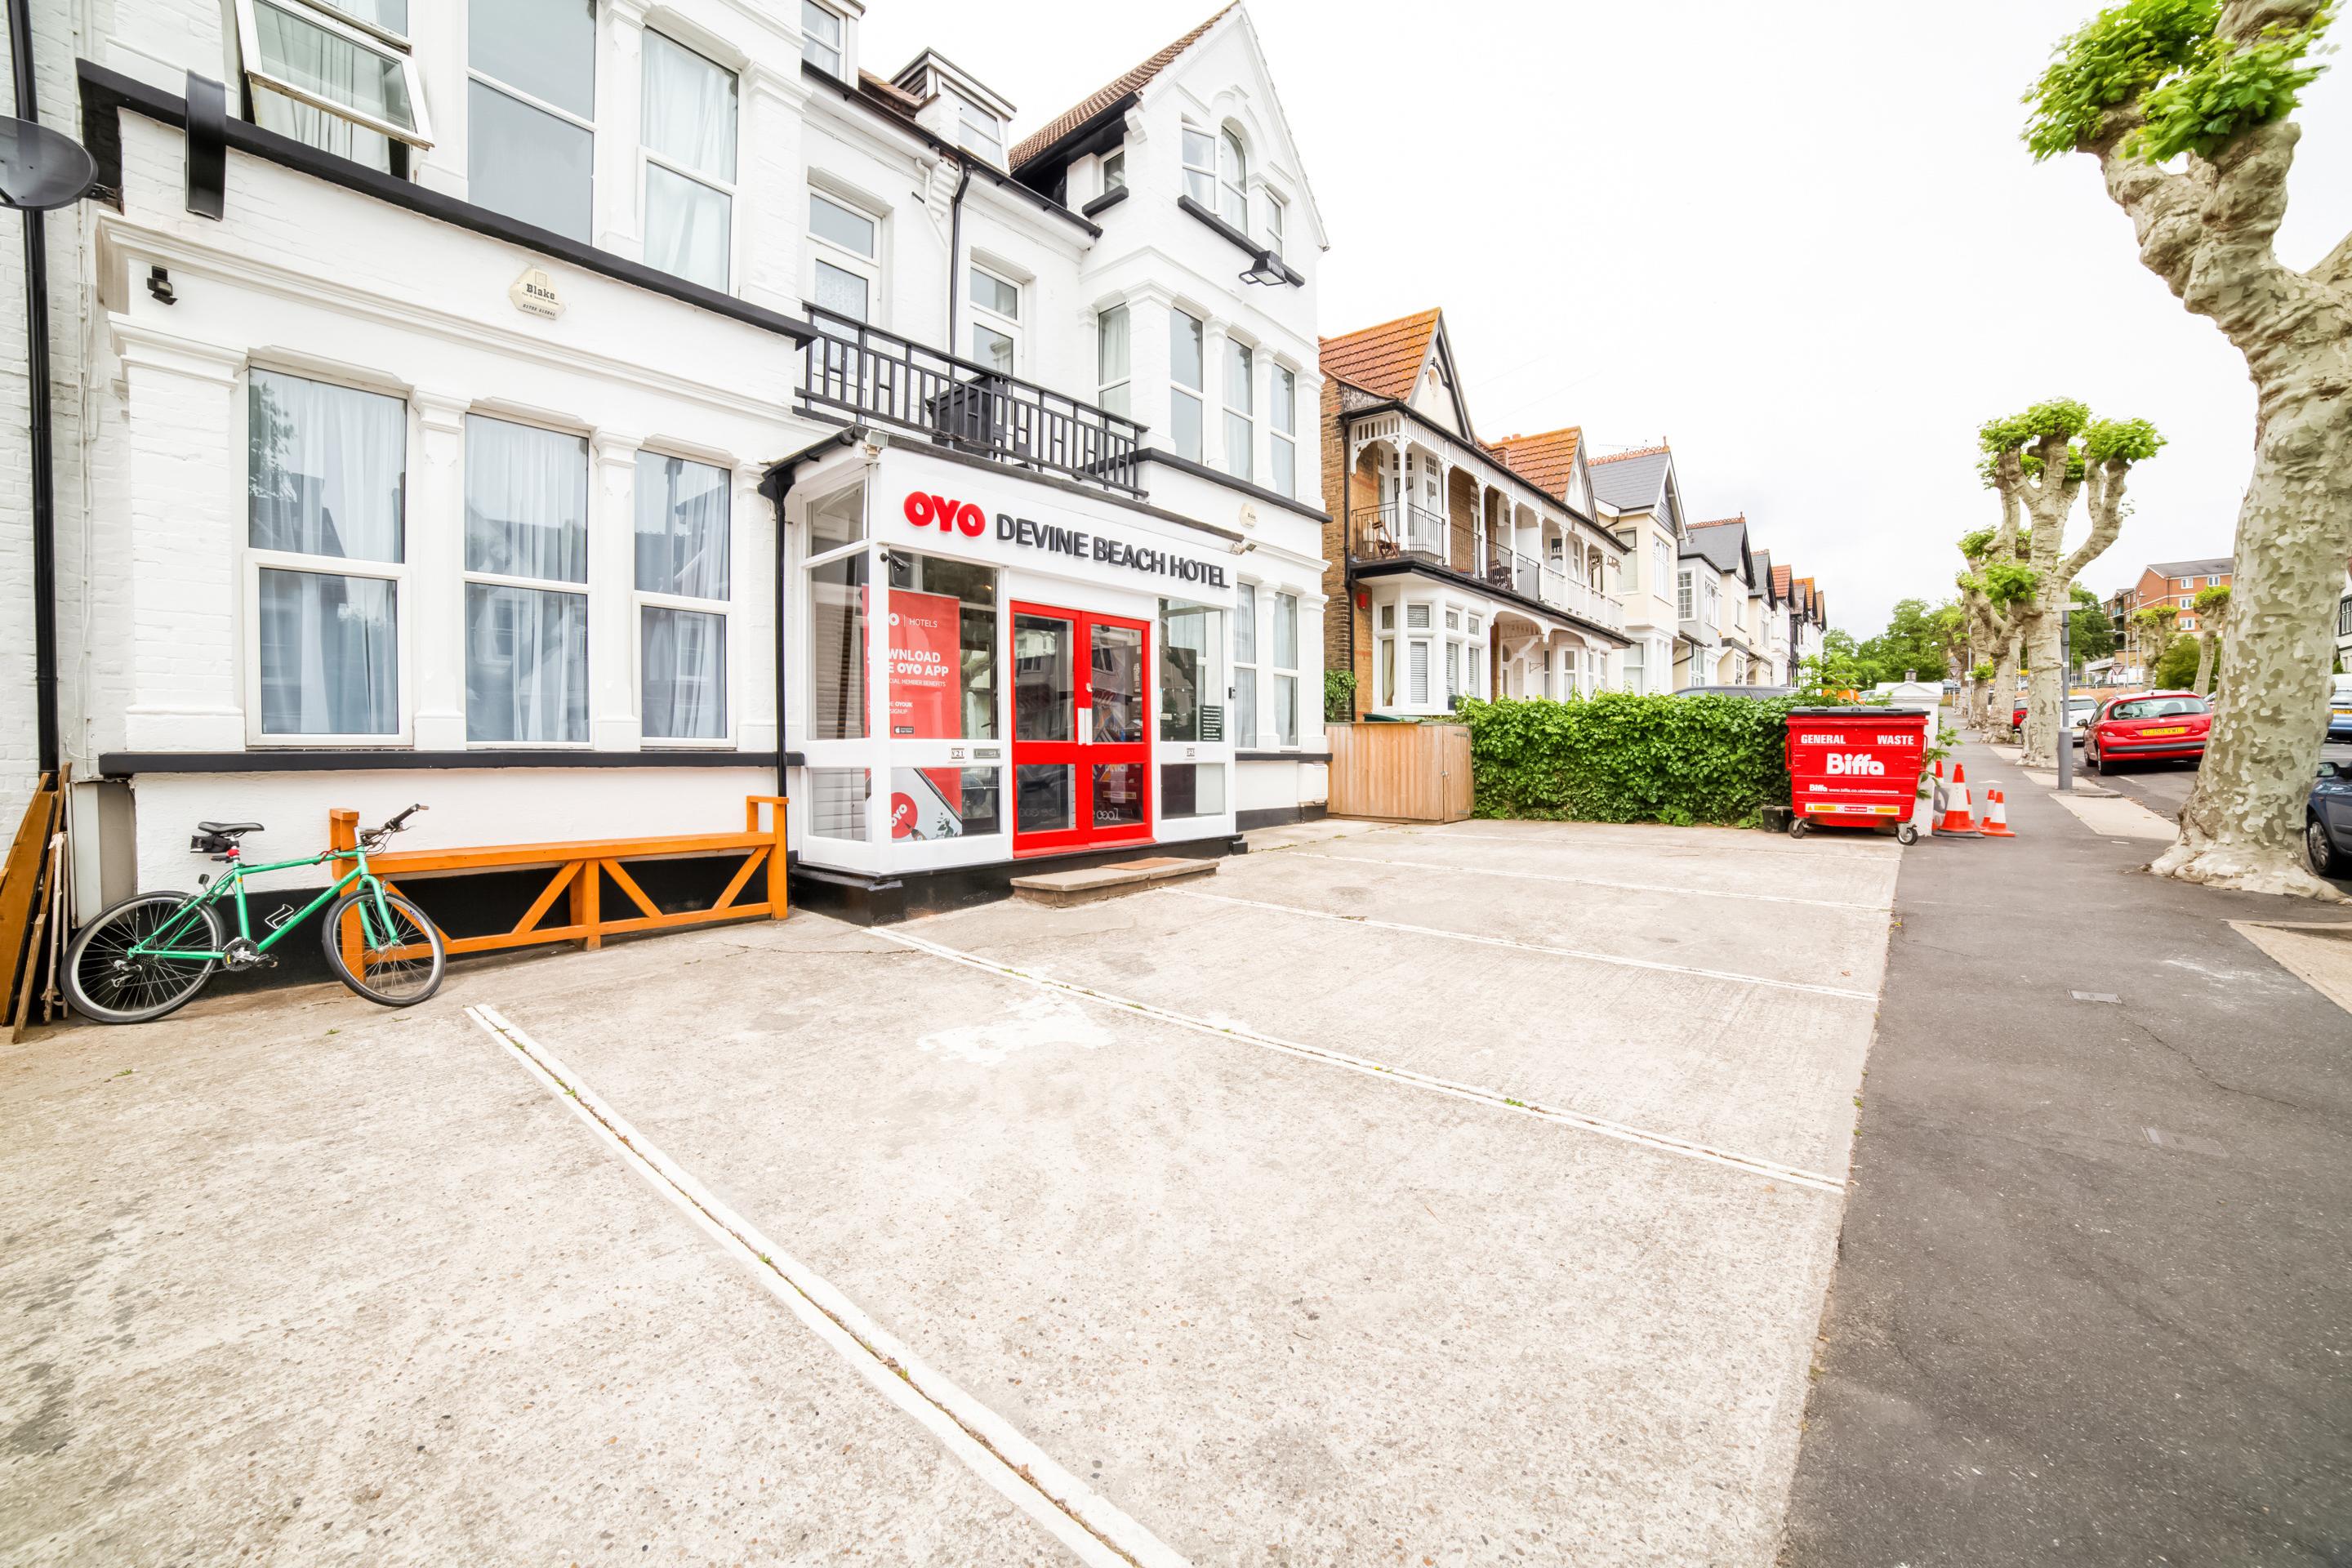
[466,583,588,742]
[634,452,730,597]
[642,606,726,739]
[249,369,405,561]
[247,1,411,168]
[257,568,398,734]
[465,416,589,581]
[252,84,393,173]
[642,33,736,290]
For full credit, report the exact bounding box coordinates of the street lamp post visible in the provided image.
[2056,608,2073,792]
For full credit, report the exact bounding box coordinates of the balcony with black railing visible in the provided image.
[797,307,1147,497]
[1346,504,1626,634]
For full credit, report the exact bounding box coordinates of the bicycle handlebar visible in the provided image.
[363,804,427,843]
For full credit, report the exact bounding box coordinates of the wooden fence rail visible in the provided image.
[329,795,788,957]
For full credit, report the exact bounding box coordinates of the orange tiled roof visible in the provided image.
[1486,427,1582,500]
[1691,514,1748,530]
[1588,443,1670,466]
[1771,564,1793,598]
[858,70,924,115]
[1010,5,1238,170]
[1319,309,1441,402]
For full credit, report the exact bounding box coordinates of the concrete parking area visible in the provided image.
[2,817,1902,1566]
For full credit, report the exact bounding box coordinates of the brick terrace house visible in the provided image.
[1317,310,1629,716]
[2109,555,2234,681]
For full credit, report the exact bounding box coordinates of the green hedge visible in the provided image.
[1449,693,1797,826]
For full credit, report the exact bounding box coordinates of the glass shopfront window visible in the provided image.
[887,554,996,740]
[1158,600,1226,742]
[808,550,866,741]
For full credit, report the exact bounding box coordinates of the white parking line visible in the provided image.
[1165,889,1882,1002]
[1293,850,1890,911]
[872,926,1847,1195]
[464,1004,1190,1568]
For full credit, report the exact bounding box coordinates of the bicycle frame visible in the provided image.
[129,844,397,961]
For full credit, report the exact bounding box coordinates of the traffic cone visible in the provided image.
[1980,787,2016,838]
[1937,764,1980,835]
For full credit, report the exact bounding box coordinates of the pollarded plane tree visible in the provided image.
[2028,0,2348,898]
[2191,582,2234,694]
[1979,401,2163,765]
[1956,524,2034,733]
[2136,601,2185,679]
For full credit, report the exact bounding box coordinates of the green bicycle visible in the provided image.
[65,804,447,1024]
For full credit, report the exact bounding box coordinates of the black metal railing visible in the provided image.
[799,306,1147,497]
[1345,505,1626,632]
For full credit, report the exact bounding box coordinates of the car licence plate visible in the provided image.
[2142,725,2189,737]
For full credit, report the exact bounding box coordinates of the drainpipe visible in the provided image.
[11,0,60,778]
[943,159,973,357]
[1339,412,1355,719]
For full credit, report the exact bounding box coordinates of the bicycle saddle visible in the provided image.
[195,820,264,835]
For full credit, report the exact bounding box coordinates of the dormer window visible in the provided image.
[801,0,845,77]
[1102,149,1125,193]
[957,98,1004,164]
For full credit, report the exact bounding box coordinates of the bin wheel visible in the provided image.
[1788,817,1811,839]
[1895,822,1920,846]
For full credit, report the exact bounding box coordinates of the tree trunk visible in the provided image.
[2024,606,2064,767]
[2192,632,2217,697]
[2155,390,2352,899]
[1993,639,2021,741]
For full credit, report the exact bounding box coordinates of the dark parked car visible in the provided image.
[2311,760,2352,877]
[2082,690,2210,773]
[1673,685,1799,698]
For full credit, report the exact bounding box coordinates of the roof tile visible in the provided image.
[1319,309,1441,402]
[1010,5,1237,170]
[1486,427,1582,499]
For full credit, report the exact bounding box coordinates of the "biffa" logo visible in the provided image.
[1824,753,1886,776]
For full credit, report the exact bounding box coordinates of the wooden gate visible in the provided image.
[1326,723,1472,822]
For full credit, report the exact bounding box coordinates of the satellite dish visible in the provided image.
[0,117,97,212]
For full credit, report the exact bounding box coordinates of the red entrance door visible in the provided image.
[1009,603,1153,857]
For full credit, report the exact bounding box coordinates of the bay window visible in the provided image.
[1269,364,1296,497]
[1097,305,1131,416]
[468,0,596,243]
[635,452,729,742]
[1233,581,1258,744]
[1223,337,1254,482]
[1272,592,1298,746]
[641,32,738,292]
[464,416,590,744]
[1171,309,1205,462]
[246,368,406,738]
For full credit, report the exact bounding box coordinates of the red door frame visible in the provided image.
[1009,600,1154,858]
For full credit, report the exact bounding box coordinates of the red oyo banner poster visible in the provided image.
[888,589,964,839]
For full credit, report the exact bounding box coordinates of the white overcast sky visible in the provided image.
[863,0,2352,634]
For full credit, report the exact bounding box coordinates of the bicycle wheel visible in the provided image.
[65,892,223,1024]
[321,889,446,1007]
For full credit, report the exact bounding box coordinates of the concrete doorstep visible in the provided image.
[1009,855,1218,906]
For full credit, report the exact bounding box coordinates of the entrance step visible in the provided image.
[1010,856,1218,907]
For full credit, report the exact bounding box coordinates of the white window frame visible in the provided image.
[1677,568,1694,620]
[1217,127,1248,230]
[234,0,434,149]
[633,451,737,750]
[808,186,882,323]
[241,365,413,747]
[956,96,1004,163]
[1181,123,1215,207]
[463,414,593,751]
[1233,580,1259,745]
[800,0,846,77]
[1100,148,1125,194]
[467,16,596,212]
[1265,189,1287,253]
[1268,363,1296,499]
[1272,590,1298,747]
[1170,308,1206,463]
[639,31,739,293]
[968,262,1022,373]
[1223,335,1254,483]
[1096,303,1131,416]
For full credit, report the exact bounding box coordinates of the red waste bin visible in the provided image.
[1784,706,1931,844]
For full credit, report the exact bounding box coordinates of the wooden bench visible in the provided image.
[328,795,787,957]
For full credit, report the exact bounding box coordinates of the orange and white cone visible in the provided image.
[1936,763,1980,835]
[1980,787,2016,838]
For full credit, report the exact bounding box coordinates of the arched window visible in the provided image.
[1218,127,1248,229]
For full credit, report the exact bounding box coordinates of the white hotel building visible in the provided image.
[6,0,1331,924]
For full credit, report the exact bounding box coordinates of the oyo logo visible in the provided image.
[903,491,987,537]
[1824,753,1886,776]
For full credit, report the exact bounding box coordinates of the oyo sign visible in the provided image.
[899,488,1231,588]
[1824,753,1886,776]
[903,492,987,537]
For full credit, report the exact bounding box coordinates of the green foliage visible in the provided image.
[2024,0,2333,163]
[1970,661,1997,681]
[1801,630,1874,697]
[2069,582,2118,661]
[2082,416,2167,464]
[1323,669,1357,722]
[1450,694,1796,827]
[2153,635,2203,687]
[1958,528,1998,561]
[1856,598,1964,685]
[2134,601,2181,628]
[1976,560,2042,608]
[2193,581,2233,616]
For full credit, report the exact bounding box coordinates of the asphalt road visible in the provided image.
[1779,740,2352,1566]
[2087,737,2352,892]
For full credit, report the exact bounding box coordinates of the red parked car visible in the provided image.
[2082,690,2211,773]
